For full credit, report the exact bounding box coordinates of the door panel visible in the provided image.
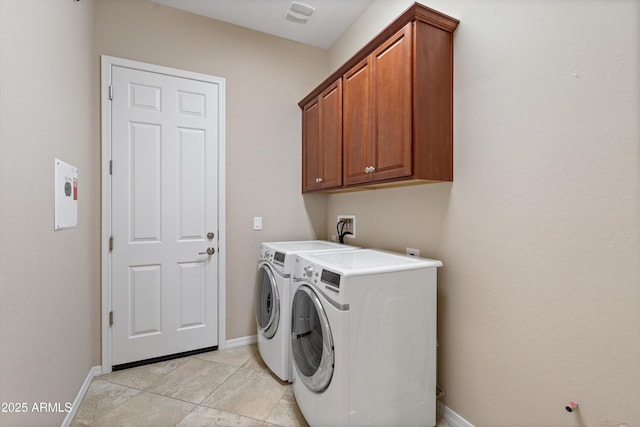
[111,65,219,366]
[130,265,162,336]
[178,128,206,240]
[178,261,206,329]
[130,122,161,242]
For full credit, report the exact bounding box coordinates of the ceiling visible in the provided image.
[149,0,374,49]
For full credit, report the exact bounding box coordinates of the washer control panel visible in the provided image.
[295,258,341,293]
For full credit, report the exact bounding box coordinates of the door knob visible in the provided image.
[199,247,215,255]
[207,232,215,240]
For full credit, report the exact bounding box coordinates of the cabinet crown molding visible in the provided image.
[298,2,459,108]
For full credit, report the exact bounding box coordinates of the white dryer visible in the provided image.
[255,240,358,382]
[291,249,442,427]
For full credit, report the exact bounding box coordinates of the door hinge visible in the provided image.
[108,85,113,100]
[109,311,113,326]
[109,236,113,251]
[109,160,112,175]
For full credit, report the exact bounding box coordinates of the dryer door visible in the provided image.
[291,284,334,392]
[255,263,280,339]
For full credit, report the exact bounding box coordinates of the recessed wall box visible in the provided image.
[54,159,78,230]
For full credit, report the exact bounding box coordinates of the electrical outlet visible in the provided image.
[337,215,356,239]
[406,248,420,257]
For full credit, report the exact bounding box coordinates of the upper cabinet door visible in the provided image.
[319,80,343,190]
[371,22,413,182]
[344,23,413,187]
[343,57,373,186]
[302,79,343,193]
[302,98,321,192]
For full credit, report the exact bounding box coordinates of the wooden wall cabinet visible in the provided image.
[344,23,413,186]
[302,79,343,192]
[300,2,459,193]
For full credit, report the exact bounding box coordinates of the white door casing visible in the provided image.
[101,56,226,371]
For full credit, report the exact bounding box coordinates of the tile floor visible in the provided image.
[71,345,306,427]
[71,344,450,427]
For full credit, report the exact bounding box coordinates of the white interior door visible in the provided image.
[110,64,221,366]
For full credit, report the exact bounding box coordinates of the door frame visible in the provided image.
[100,55,226,374]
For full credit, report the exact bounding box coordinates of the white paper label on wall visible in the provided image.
[54,159,78,231]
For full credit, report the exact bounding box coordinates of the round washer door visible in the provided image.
[255,263,280,339]
[291,284,334,392]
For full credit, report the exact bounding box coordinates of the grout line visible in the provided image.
[74,344,297,427]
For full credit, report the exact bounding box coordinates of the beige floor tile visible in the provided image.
[146,357,238,404]
[70,379,139,427]
[176,406,264,427]
[265,387,309,427]
[195,345,256,367]
[90,391,195,427]
[240,344,270,371]
[99,357,187,390]
[201,366,287,420]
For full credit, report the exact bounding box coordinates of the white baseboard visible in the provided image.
[224,335,257,349]
[437,401,475,427]
[61,366,103,427]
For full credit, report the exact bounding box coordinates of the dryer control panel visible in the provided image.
[259,245,288,276]
[320,269,341,290]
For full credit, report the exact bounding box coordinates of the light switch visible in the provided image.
[253,216,263,230]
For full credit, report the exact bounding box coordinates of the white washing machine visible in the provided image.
[255,240,358,382]
[291,249,442,427]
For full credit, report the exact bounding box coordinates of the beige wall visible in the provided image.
[327,0,640,425]
[94,0,329,340]
[2,1,637,426]
[0,1,99,426]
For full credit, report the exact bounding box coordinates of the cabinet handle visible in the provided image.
[365,166,376,173]
[315,177,324,183]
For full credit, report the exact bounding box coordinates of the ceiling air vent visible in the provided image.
[284,1,315,24]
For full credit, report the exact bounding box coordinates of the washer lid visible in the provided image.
[261,240,359,275]
[262,240,355,254]
[298,249,443,277]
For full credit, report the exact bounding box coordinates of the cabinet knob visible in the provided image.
[315,177,323,183]
[365,166,376,173]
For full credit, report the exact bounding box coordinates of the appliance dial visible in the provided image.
[304,265,314,277]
